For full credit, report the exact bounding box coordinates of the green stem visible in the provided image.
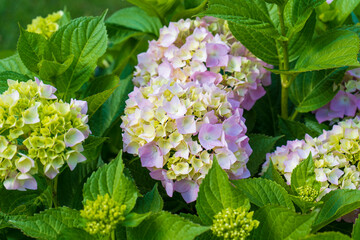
[111,230,115,240]
[51,177,59,208]
[278,5,290,119]
[290,110,299,121]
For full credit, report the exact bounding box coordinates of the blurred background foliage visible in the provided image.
[0,0,131,55]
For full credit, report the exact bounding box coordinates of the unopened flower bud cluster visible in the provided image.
[0,78,90,191]
[296,186,319,202]
[314,68,360,123]
[211,207,259,240]
[121,17,271,203]
[262,117,360,203]
[81,193,126,235]
[26,11,64,38]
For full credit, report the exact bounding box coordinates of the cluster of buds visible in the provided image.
[121,17,271,203]
[80,194,126,235]
[0,78,90,190]
[314,68,360,123]
[211,207,259,240]
[296,186,319,202]
[26,10,64,38]
[262,117,360,221]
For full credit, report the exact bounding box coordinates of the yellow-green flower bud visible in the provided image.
[211,207,259,240]
[26,11,63,38]
[80,194,127,235]
[296,186,319,202]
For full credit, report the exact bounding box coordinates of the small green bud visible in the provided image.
[80,194,126,236]
[211,207,259,240]
[296,186,319,202]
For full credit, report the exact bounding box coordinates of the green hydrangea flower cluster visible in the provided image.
[0,78,90,191]
[211,207,259,240]
[26,10,63,38]
[80,194,127,235]
[296,186,319,202]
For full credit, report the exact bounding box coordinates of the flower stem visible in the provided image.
[48,177,59,208]
[111,230,115,240]
[278,5,290,119]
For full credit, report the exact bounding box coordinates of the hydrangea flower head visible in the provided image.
[263,117,360,222]
[133,17,271,111]
[211,207,259,240]
[26,11,64,38]
[0,78,90,190]
[314,69,360,123]
[121,17,268,203]
[80,193,126,235]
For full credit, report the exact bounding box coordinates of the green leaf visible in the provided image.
[126,211,210,240]
[83,151,138,214]
[302,232,352,240]
[0,53,33,76]
[56,228,96,240]
[353,216,360,239]
[57,136,106,209]
[172,0,208,21]
[330,0,360,27]
[290,195,323,214]
[0,71,29,94]
[228,23,279,65]
[278,117,319,140]
[304,118,330,136]
[196,158,250,226]
[289,68,346,112]
[84,85,119,119]
[50,14,107,98]
[203,0,282,39]
[0,178,51,216]
[126,0,177,20]
[133,184,163,214]
[122,212,151,227]
[9,207,82,240]
[264,0,285,6]
[262,161,291,192]
[312,189,360,232]
[17,27,48,73]
[291,153,321,194]
[247,134,283,176]
[38,56,74,81]
[232,178,295,210]
[251,205,317,240]
[106,7,162,37]
[293,30,360,73]
[284,0,325,34]
[89,75,134,136]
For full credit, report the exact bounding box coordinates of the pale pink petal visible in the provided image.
[64,128,85,147]
[139,142,163,168]
[176,116,196,134]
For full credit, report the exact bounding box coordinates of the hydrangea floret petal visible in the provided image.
[26,11,64,38]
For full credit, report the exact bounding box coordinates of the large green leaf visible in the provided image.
[126,211,210,240]
[57,136,106,209]
[0,71,29,94]
[291,153,321,194]
[133,184,163,214]
[203,0,281,39]
[312,189,360,232]
[38,56,74,81]
[251,205,317,240]
[8,207,82,240]
[232,178,295,210]
[284,0,325,34]
[289,68,346,112]
[262,161,291,192]
[83,85,119,119]
[293,30,360,73]
[17,27,48,73]
[89,75,134,136]
[0,178,51,216]
[195,158,250,226]
[279,117,319,140]
[49,14,107,98]
[83,151,138,214]
[247,134,283,176]
[0,53,33,76]
[302,232,351,240]
[106,7,162,37]
[329,0,360,27]
[126,0,177,20]
[172,0,208,21]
